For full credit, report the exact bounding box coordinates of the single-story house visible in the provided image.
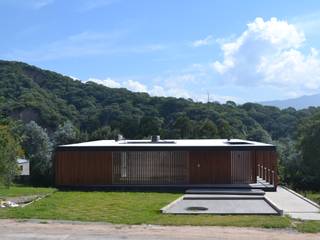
[54,137,278,191]
[17,158,30,176]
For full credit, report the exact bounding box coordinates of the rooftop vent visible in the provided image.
[119,135,176,144]
[151,135,161,143]
[225,140,252,145]
[116,134,125,142]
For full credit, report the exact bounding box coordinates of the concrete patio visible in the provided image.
[265,186,320,220]
[161,186,320,220]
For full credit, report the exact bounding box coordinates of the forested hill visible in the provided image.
[2,60,320,189]
[0,60,319,142]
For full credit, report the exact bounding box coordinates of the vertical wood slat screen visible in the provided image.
[112,151,189,184]
[231,151,253,184]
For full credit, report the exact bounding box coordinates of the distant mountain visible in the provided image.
[261,94,320,109]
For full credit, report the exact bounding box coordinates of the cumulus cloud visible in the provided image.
[87,77,121,88]
[84,74,236,103]
[192,35,214,47]
[212,17,320,94]
[86,77,149,92]
[149,85,191,99]
[85,76,192,98]
[69,76,79,81]
[124,80,148,92]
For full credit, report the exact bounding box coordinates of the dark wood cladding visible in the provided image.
[189,150,231,184]
[54,148,278,187]
[231,151,255,184]
[55,150,112,186]
[112,151,189,185]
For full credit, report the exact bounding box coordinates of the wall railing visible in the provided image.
[257,164,275,186]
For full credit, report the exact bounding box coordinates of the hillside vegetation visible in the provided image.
[0,60,320,189]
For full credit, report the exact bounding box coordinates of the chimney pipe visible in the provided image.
[151,135,160,142]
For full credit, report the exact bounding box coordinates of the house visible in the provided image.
[17,158,30,176]
[54,136,278,191]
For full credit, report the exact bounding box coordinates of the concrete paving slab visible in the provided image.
[289,213,320,221]
[183,194,265,200]
[265,186,320,220]
[185,189,265,195]
[162,198,279,215]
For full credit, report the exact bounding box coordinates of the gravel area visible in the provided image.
[0,219,319,240]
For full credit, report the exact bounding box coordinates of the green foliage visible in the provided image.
[1,60,320,189]
[89,126,120,141]
[196,119,219,138]
[1,60,316,143]
[22,121,52,186]
[0,125,20,187]
[296,113,320,190]
[53,121,79,146]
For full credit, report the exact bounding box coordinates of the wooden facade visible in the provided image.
[54,147,278,188]
[55,150,112,186]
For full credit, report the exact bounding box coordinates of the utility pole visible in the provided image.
[207,91,210,103]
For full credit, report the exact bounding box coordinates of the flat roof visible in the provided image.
[59,139,274,150]
[17,158,29,164]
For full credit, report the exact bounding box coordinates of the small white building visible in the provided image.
[17,158,30,176]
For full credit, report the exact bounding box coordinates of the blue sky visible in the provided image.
[1,0,320,103]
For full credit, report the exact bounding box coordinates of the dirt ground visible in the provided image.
[0,219,319,240]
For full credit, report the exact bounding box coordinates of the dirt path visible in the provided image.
[0,219,319,240]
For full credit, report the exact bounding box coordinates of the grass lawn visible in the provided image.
[306,192,320,205]
[0,186,56,198]
[0,186,319,233]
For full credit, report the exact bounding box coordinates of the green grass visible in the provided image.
[0,186,56,198]
[296,221,320,233]
[306,192,320,205]
[0,187,319,232]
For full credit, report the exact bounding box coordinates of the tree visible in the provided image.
[247,128,272,143]
[296,114,320,190]
[53,121,79,146]
[173,114,194,138]
[139,116,163,137]
[196,119,218,138]
[22,121,52,186]
[90,126,120,141]
[0,125,20,187]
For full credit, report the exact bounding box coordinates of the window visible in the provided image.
[112,151,189,184]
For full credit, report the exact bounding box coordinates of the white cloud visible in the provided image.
[124,80,148,92]
[85,77,149,93]
[212,17,320,95]
[87,77,121,88]
[196,93,243,104]
[69,76,79,81]
[149,85,166,96]
[149,85,191,99]
[192,35,214,47]
[84,75,237,103]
